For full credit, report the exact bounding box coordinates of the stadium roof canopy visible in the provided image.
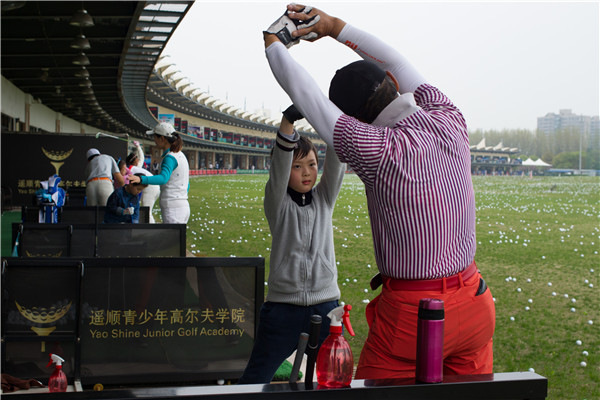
[470,138,519,153]
[1,1,194,137]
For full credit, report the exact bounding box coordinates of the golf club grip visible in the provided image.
[289,332,309,383]
[304,314,322,384]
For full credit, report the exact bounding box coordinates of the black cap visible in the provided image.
[329,60,386,118]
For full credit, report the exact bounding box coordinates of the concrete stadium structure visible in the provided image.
[0,1,325,179]
[2,1,526,178]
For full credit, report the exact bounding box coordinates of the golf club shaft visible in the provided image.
[96,132,129,142]
[304,314,322,385]
[289,332,309,384]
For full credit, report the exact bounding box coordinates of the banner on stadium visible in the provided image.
[188,125,202,137]
[158,114,175,125]
[149,106,159,119]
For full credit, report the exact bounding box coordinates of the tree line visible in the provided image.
[469,128,600,170]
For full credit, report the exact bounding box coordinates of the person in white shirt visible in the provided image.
[125,143,160,223]
[129,122,189,224]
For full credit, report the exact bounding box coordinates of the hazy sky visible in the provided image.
[162,1,599,132]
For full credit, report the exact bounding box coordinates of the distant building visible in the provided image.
[537,109,600,150]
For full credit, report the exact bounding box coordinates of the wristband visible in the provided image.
[282,104,304,123]
[276,130,299,151]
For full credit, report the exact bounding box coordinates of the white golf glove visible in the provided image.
[264,6,320,48]
[122,207,134,216]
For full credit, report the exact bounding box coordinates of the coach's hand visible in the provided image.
[264,7,319,48]
[286,4,346,41]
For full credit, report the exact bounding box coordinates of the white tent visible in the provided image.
[522,158,551,167]
[522,158,536,166]
[533,158,552,167]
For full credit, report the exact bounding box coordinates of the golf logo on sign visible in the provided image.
[15,300,72,337]
[42,147,73,175]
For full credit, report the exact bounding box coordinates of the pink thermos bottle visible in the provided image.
[415,298,444,383]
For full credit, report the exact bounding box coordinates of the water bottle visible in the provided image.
[415,298,444,383]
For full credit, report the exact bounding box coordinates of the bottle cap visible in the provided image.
[418,298,444,320]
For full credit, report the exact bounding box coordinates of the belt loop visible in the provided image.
[458,271,465,288]
[442,277,447,294]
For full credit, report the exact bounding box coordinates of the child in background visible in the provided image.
[238,105,346,384]
[118,159,132,185]
[103,173,147,224]
[125,149,161,223]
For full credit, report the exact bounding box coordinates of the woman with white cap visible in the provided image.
[129,122,190,224]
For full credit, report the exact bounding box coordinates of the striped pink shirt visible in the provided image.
[333,84,476,280]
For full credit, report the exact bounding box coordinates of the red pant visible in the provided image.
[355,265,495,379]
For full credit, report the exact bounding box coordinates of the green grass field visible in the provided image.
[184,174,599,400]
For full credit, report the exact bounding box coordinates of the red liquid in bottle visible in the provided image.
[48,365,67,392]
[316,329,354,388]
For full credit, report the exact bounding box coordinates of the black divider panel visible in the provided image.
[60,207,101,224]
[1,259,82,382]
[21,206,44,223]
[70,225,97,258]
[96,224,185,257]
[21,206,150,225]
[15,223,71,257]
[61,206,150,224]
[13,222,183,258]
[138,206,150,224]
[1,257,265,387]
[65,187,86,207]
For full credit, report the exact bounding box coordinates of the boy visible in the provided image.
[103,173,147,224]
[238,105,346,384]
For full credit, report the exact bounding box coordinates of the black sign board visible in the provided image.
[1,257,264,387]
[1,133,127,206]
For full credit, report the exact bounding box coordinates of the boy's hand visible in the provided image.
[283,104,304,123]
[122,207,134,216]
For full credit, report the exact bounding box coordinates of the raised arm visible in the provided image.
[287,3,427,93]
[133,141,144,168]
[263,111,299,223]
[264,38,340,148]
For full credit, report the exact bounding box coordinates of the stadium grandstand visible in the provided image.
[470,138,525,175]
[1,1,537,182]
[0,1,326,183]
[146,57,326,172]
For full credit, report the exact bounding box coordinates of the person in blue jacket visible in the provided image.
[103,174,147,223]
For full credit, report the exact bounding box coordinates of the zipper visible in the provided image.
[302,193,305,206]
